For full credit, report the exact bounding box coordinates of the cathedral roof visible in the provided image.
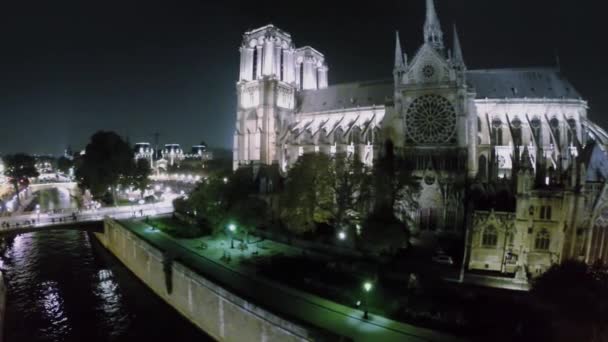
[296,68,582,114]
[466,68,581,100]
[297,79,393,113]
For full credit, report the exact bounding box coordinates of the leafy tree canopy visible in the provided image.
[531,260,608,341]
[131,158,152,197]
[75,131,134,201]
[3,153,39,206]
[56,156,74,174]
[280,153,335,234]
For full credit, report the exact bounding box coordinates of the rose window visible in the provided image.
[422,65,435,78]
[405,94,457,144]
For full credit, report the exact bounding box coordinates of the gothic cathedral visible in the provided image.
[233,0,608,281]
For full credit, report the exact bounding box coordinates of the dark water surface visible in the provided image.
[1,230,213,342]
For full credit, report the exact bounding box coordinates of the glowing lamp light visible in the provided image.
[228,223,236,232]
[154,185,161,191]
[338,231,346,240]
[223,177,228,184]
[363,282,373,292]
[138,199,145,205]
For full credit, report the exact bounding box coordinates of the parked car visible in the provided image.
[432,254,454,265]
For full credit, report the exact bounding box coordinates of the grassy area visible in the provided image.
[147,217,209,239]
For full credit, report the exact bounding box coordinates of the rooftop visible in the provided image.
[297,79,393,113]
[467,67,581,100]
[296,68,583,114]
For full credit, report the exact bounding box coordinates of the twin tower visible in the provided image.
[234,24,329,170]
[237,24,328,90]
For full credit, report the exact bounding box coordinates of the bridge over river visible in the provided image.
[0,201,173,235]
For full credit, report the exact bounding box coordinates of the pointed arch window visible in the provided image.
[252,48,259,80]
[492,118,503,145]
[530,117,542,144]
[511,117,522,146]
[550,117,560,146]
[482,225,498,247]
[478,154,487,180]
[535,229,551,250]
[567,118,577,146]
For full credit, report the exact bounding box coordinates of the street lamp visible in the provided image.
[338,231,346,240]
[228,223,236,249]
[363,281,373,319]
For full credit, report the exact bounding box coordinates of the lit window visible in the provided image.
[540,206,545,219]
[535,229,550,250]
[482,226,498,247]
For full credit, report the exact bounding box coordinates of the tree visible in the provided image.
[531,260,608,341]
[3,153,39,207]
[56,156,74,174]
[131,159,151,198]
[372,143,421,225]
[329,154,372,230]
[280,153,334,234]
[187,176,229,233]
[227,196,269,238]
[75,131,134,203]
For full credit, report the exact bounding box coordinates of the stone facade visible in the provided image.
[232,0,608,254]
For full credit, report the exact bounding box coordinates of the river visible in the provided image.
[0,229,213,342]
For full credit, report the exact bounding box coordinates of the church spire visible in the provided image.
[395,31,404,69]
[452,24,465,69]
[424,0,444,51]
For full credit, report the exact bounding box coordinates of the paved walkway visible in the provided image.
[122,220,466,342]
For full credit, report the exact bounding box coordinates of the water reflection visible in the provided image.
[1,230,211,342]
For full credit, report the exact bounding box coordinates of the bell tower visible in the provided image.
[233,25,329,170]
[234,25,297,170]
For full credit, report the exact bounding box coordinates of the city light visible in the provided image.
[338,231,346,240]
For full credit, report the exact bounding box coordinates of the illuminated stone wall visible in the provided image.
[95,219,313,342]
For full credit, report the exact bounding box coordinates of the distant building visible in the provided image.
[186,142,213,161]
[161,144,184,166]
[134,142,154,165]
[64,146,74,160]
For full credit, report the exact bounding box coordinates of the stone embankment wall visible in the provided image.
[95,219,314,342]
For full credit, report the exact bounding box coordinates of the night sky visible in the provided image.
[0,0,606,155]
